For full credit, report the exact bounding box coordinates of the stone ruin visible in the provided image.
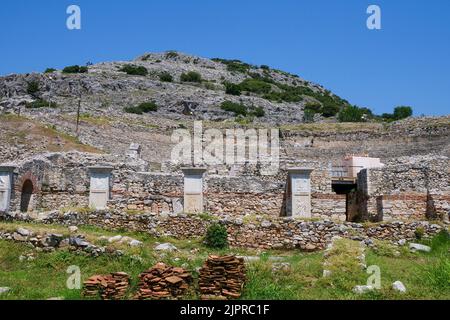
[0,149,448,224]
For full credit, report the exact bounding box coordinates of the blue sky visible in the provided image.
[0,0,449,116]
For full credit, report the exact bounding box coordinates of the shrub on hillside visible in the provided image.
[303,109,316,123]
[165,51,179,59]
[224,82,242,96]
[204,223,228,249]
[252,106,265,117]
[62,65,88,74]
[159,72,173,82]
[238,78,272,94]
[119,64,148,76]
[220,101,247,116]
[26,81,40,96]
[304,102,322,114]
[124,101,158,114]
[338,105,368,122]
[44,68,56,74]
[393,106,413,120]
[25,99,58,109]
[381,106,413,122]
[180,71,202,83]
[321,104,341,118]
[212,58,252,73]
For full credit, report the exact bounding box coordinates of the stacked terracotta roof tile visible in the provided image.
[135,262,193,299]
[82,272,130,300]
[199,255,246,300]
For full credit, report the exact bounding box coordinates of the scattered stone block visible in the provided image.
[0,287,11,295]
[155,243,178,252]
[68,226,78,234]
[409,243,431,253]
[392,281,407,293]
[352,285,375,294]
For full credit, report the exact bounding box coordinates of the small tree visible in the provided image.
[204,223,228,249]
[393,106,413,120]
[338,105,370,122]
[26,81,40,96]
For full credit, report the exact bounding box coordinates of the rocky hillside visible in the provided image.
[0,51,448,165]
[0,51,347,124]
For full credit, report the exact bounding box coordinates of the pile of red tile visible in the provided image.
[135,263,193,299]
[82,272,130,300]
[199,255,246,300]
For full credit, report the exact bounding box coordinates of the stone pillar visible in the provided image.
[0,166,15,213]
[286,168,313,218]
[182,167,207,213]
[88,166,113,210]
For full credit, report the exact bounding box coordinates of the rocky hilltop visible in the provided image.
[0,51,449,165]
[0,51,345,124]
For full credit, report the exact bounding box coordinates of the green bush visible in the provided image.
[303,109,316,123]
[212,58,252,73]
[204,223,228,249]
[337,105,368,122]
[25,99,58,109]
[224,82,242,96]
[238,78,272,94]
[204,82,216,90]
[165,51,179,59]
[44,68,56,74]
[124,101,158,114]
[26,81,40,95]
[180,71,202,83]
[304,102,322,114]
[119,64,148,76]
[381,106,413,122]
[393,106,413,120]
[415,227,425,240]
[62,65,88,74]
[252,106,265,117]
[321,104,341,118]
[220,101,247,116]
[159,72,173,82]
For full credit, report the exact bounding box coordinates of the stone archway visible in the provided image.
[20,179,34,212]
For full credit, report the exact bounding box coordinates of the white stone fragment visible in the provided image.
[409,243,431,252]
[392,281,407,293]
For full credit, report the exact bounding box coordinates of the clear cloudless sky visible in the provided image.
[0,0,449,116]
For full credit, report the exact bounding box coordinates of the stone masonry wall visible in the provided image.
[1,210,445,251]
[354,156,450,222]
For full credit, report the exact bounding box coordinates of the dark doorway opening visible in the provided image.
[20,180,33,212]
[332,181,357,221]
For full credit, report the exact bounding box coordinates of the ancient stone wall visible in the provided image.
[355,156,450,222]
[2,152,448,222]
[2,210,445,251]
